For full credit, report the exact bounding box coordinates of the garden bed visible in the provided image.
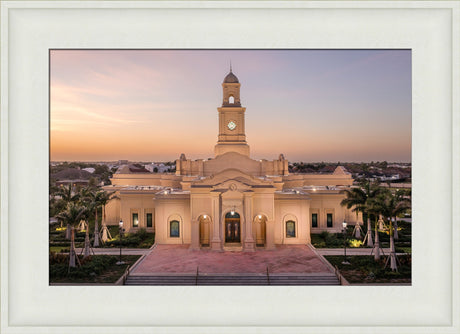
[324,255,411,284]
[49,254,141,284]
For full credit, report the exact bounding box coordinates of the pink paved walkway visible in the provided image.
[131,245,333,274]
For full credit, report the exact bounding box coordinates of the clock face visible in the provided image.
[227,121,236,131]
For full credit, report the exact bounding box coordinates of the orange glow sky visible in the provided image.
[50,50,411,162]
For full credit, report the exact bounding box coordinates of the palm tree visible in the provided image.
[393,188,411,240]
[341,180,383,247]
[369,189,411,271]
[367,190,392,261]
[81,188,116,247]
[97,190,117,244]
[56,183,80,203]
[56,202,88,267]
[56,183,81,239]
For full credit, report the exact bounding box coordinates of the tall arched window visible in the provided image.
[229,96,235,104]
[170,220,180,237]
[286,220,296,238]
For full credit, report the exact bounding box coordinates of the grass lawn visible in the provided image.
[49,254,141,284]
[325,255,411,284]
[49,246,69,253]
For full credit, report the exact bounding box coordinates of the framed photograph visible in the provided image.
[1,1,458,333]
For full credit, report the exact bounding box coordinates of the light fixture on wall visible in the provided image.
[203,215,207,219]
[258,215,262,220]
[230,206,235,216]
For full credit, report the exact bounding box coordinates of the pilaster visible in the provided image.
[211,192,223,251]
[265,220,276,250]
[189,219,200,250]
[243,193,255,251]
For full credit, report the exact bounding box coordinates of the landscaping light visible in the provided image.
[342,219,350,265]
[117,219,125,265]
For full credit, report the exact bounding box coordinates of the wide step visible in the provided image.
[125,273,340,285]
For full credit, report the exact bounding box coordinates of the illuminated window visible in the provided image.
[229,96,235,104]
[312,213,318,228]
[132,213,139,227]
[146,213,153,228]
[170,220,180,238]
[327,213,333,228]
[286,220,296,238]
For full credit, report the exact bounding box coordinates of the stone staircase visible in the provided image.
[124,272,340,286]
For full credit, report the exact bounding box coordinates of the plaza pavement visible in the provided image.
[130,244,334,275]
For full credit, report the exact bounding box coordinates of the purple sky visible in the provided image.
[50,49,411,162]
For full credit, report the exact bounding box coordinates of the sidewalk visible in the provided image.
[74,248,150,255]
[316,248,399,256]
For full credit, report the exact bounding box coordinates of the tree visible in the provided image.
[368,189,411,271]
[340,180,383,247]
[56,202,88,267]
[81,188,116,247]
[56,183,81,239]
[367,190,392,261]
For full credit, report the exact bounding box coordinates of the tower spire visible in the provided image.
[230,60,232,73]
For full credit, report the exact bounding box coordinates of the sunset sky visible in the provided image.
[50,49,411,162]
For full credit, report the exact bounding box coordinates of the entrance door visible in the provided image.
[225,212,241,243]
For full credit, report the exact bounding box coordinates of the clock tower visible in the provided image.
[214,67,250,157]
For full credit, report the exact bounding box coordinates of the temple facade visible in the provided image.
[103,68,358,251]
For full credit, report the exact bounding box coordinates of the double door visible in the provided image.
[225,217,240,243]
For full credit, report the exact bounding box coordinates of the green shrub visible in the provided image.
[319,231,329,239]
[136,228,148,240]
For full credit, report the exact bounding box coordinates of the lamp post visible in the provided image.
[342,220,350,265]
[116,219,125,265]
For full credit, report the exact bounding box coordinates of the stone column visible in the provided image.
[265,220,276,250]
[211,193,222,251]
[243,193,255,251]
[189,219,200,250]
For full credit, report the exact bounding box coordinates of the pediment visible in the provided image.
[203,152,262,176]
[191,168,274,189]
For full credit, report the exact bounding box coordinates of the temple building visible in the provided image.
[103,68,358,251]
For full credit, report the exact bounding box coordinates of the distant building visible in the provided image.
[82,167,95,174]
[145,163,170,173]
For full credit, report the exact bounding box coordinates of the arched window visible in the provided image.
[229,95,235,104]
[170,220,180,237]
[286,220,296,238]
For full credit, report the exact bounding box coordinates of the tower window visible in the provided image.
[229,96,235,104]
